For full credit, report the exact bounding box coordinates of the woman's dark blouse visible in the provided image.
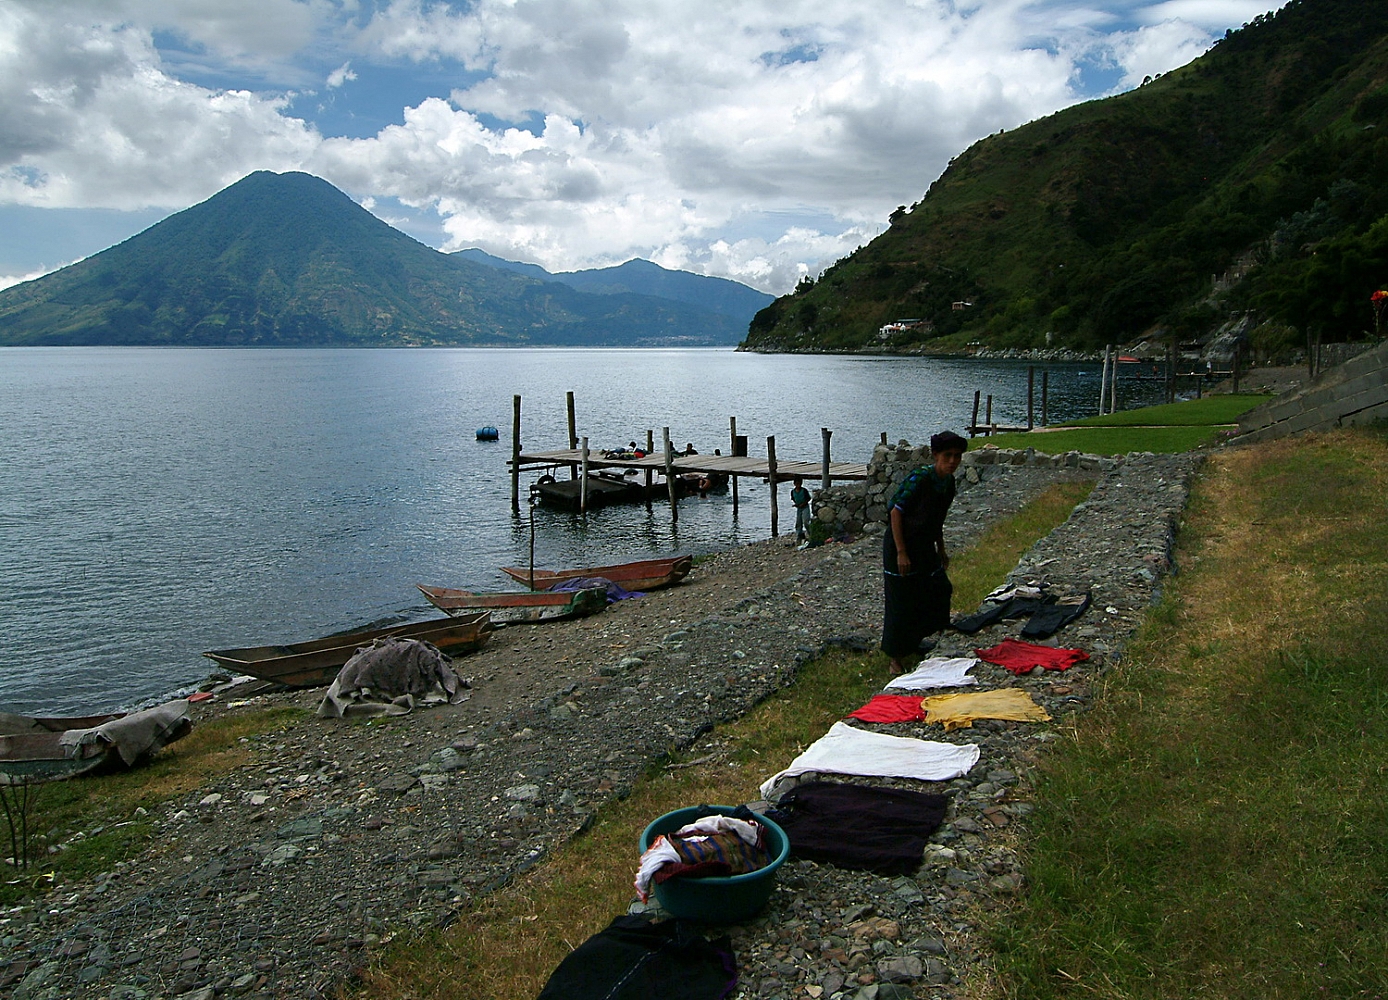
[881,466,956,574]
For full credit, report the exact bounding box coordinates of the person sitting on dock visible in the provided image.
[683,442,699,456]
[791,477,812,542]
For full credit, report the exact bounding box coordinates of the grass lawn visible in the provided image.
[979,394,1273,454]
[987,427,1388,999]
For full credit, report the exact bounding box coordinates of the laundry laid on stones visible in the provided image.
[883,656,979,691]
[316,637,471,718]
[920,688,1051,731]
[846,694,927,724]
[536,914,737,1000]
[952,587,1092,639]
[635,813,772,901]
[974,638,1090,675]
[759,721,980,799]
[769,781,948,875]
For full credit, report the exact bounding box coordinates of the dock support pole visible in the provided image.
[1099,346,1111,416]
[645,429,654,498]
[567,391,578,480]
[881,432,888,446]
[1110,351,1118,414]
[821,427,832,491]
[662,427,678,522]
[729,417,739,515]
[970,390,980,437]
[985,395,993,436]
[580,437,589,512]
[1041,370,1049,426]
[510,394,521,512]
[767,436,779,538]
[1027,367,1035,430]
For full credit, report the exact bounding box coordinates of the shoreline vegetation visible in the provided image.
[4,392,1384,999]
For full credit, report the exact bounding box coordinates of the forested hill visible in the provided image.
[0,172,746,347]
[743,0,1388,355]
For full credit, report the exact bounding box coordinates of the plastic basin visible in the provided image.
[638,805,790,923]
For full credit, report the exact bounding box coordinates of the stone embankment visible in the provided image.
[0,451,1201,1000]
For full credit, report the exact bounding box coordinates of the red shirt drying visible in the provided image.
[974,638,1089,675]
[846,694,927,723]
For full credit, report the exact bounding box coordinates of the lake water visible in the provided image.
[0,347,1168,715]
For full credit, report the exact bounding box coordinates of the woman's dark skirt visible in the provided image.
[881,568,952,658]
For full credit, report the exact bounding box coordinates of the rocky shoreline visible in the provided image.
[0,452,1201,1000]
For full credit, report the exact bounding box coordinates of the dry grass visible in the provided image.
[988,428,1388,999]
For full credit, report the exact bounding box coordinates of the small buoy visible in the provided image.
[476,425,499,441]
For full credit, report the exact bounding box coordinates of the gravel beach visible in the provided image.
[0,450,1202,1000]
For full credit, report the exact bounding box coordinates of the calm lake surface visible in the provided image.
[0,347,1168,714]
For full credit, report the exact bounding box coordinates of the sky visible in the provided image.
[0,0,1284,294]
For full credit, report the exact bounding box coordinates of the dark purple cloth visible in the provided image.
[537,915,737,1000]
[551,576,645,602]
[771,781,948,874]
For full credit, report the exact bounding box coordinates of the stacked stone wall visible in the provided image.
[811,441,1124,536]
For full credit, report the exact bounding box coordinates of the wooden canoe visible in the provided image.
[0,712,126,783]
[417,584,608,624]
[203,612,492,688]
[499,554,693,592]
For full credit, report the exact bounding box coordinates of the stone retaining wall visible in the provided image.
[1236,339,1388,443]
[812,441,1123,535]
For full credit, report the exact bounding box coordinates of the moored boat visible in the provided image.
[499,554,693,592]
[203,612,492,688]
[417,584,608,624]
[0,702,192,784]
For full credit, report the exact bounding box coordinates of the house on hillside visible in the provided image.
[877,318,933,342]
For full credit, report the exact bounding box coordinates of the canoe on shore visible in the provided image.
[1,703,192,784]
[203,612,493,688]
[499,555,693,592]
[417,584,608,624]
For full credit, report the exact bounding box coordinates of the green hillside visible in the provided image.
[0,172,744,347]
[744,0,1388,354]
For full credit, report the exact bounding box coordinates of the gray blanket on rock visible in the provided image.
[316,637,471,718]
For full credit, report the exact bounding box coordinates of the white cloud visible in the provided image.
[0,261,71,292]
[326,61,356,88]
[1137,0,1284,30]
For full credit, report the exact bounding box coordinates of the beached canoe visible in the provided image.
[203,612,492,688]
[0,702,192,784]
[499,554,693,592]
[417,584,608,624]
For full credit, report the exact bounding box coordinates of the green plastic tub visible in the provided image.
[638,805,790,923]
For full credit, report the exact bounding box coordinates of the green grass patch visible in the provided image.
[351,481,1095,999]
[981,425,1223,454]
[1058,394,1272,427]
[988,428,1388,999]
[1,706,306,904]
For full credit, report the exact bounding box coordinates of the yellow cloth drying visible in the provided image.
[920,688,1051,732]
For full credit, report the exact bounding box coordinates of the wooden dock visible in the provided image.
[511,449,868,483]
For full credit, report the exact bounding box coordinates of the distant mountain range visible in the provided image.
[0,172,766,348]
[746,0,1388,354]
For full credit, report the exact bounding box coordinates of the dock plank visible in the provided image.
[512,449,868,481]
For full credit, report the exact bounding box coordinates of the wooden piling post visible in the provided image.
[566,391,578,480]
[880,432,888,445]
[1233,344,1242,394]
[1099,346,1111,416]
[1167,342,1176,404]
[1027,366,1035,430]
[821,427,832,490]
[662,427,678,521]
[1041,370,1049,426]
[767,435,779,538]
[984,395,993,436]
[970,390,980,437]
[1110,351,1118,414]
[729,416,739,514]
[645,429,654,497]
[510,394,521,512]
[580,437,589,512]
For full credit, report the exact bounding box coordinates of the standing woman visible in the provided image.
[882,431,967,673]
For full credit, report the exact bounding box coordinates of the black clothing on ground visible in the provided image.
[537,915,737,1000]
[951,591,1092,639]
[1020,592,1092,639]
[770,781,949,875]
